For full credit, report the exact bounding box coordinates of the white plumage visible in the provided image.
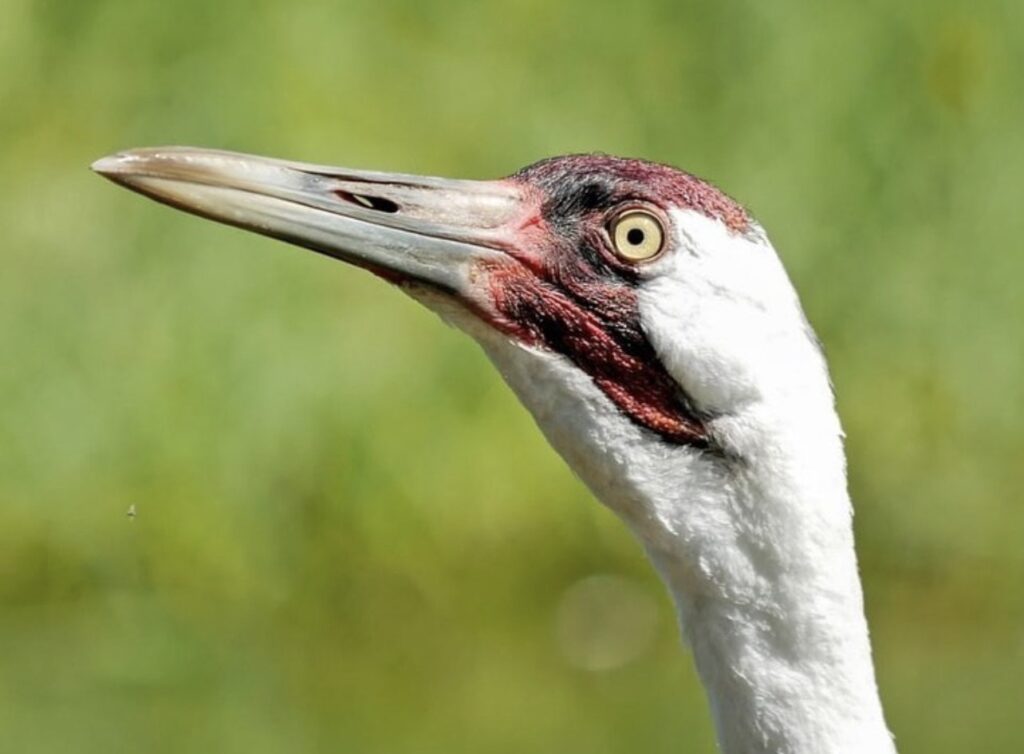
[94,148,897,754]
[439,209,895,753]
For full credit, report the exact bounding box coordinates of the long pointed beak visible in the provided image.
[92,147,526,294]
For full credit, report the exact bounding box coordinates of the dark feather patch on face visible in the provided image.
[482,259,709,447]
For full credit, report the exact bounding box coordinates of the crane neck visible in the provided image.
[629,398,896,754]
[468,315,897,754]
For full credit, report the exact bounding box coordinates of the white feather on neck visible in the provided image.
[416,210,896,754]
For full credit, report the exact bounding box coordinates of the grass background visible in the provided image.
[2,0,1022,751]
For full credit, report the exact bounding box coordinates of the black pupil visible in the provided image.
[626,227,645,245]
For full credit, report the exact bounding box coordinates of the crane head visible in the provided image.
[93,149,821,465]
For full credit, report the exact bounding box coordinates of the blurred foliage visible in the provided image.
[1,0,1023,752]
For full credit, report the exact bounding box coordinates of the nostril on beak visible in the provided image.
[335,190,399,213]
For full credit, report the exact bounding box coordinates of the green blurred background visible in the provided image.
[2,1,1022,752]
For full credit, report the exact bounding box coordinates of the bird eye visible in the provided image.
[611,211,664,262]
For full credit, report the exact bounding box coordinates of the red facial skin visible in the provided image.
[469,155,748,449]
[516,154,749,235]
